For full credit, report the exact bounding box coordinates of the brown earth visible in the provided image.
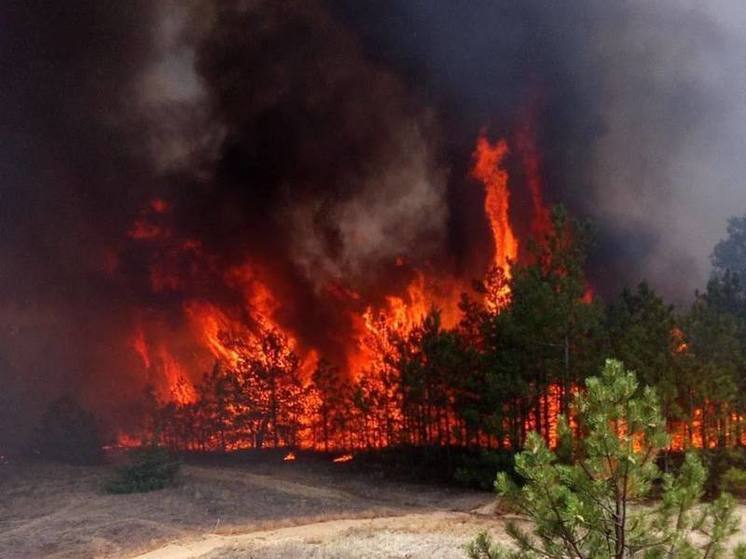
[0,456,496,558]
[2,456,745,559]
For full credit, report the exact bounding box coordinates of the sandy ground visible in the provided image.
[132,512,505,559]
[3,456,746,559]
[0,456,496,558]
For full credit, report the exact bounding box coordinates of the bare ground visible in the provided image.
[0,456,496,558]
[132,512,505,559]
[2,457,745,559]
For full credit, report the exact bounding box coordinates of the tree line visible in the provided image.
[142,208,746,454]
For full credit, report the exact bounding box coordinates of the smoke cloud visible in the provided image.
[331,0,746,300]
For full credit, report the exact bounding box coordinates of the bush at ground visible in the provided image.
[454,450,516,490]
[701,448,746,498]
[468,359,746,559]
[35,396,103,464]
[720,467,746,498]
[105,445,181,494]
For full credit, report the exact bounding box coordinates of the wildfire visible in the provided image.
[128,323,198,404]
[125,120,540,406]
[283,451,296,461]
[110,433,143,449]
[158,346,197,404]
[672,326,689,354]
[333,453,353,463]
[185,301,242,367]
[471,133,518,278]
[380,273,430,331]
[347,271,456,378]
[118,118,562,452]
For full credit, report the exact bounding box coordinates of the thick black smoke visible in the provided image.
[0,2,160,450]
[2,0,745,450]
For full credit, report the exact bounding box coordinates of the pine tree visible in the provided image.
[679,292,744,448]
[606,284,681,435]
[480,207,603,446]
[467,359,745,559]
[310,359,350,452]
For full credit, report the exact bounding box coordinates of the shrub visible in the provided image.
[35,396,103,464]
[454,450,516,490]
[106,445,181,494]
[702,448,746,498]
[720,467,746,498]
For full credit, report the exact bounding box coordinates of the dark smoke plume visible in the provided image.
[0,2,160,450]
[330,0,746,300]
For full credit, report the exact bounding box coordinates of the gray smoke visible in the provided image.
[584,0,746,300]
[330,0,746,301]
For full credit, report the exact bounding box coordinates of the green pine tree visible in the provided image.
[467,359,745,559]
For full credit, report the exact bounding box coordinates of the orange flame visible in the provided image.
[157,346,197,404]
[471,134,518,278]
[333,453,353,463]
[185,301,242,367]
[130,327,151,369]
[115,433,143,448]
[119,123,564,452]
[283,451,296,461]
[672,326,689,354]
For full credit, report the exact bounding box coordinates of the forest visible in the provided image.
[124,208,746,461]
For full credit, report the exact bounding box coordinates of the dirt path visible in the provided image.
[131,511,500,559]
[132,501,746,559]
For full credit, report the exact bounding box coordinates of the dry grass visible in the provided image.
[0,457,490,558]
[4,457,745,559]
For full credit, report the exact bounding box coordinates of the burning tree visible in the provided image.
[460,207,603,449]
[308,359,353,452]
[222,324,307,449]
[607,284,681,434]
[193,363,239,451]
[678,291,744,449]
[397,309,468,448]
[117,200,746,470]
